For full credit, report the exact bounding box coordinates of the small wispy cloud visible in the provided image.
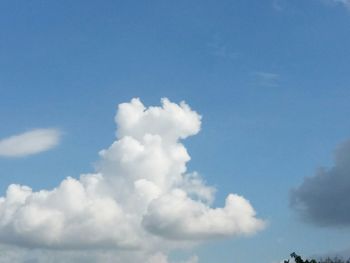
[253,71,281,87]
[331,0,350,8]
[207,36,239,60]
[0,129,61,158]
[321,0,350,9]
[272,0,286,11]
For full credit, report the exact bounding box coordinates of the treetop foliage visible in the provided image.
[284,253,350,263]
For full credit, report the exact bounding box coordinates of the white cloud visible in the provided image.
[0,129,61,157]
[143,192,264,240]
[0,98,265,262]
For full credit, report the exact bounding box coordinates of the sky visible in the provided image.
[0,0,350,262]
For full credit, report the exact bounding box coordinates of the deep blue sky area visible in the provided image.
[1,1,350,262]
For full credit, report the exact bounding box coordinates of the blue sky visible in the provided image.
[1,1,350,262]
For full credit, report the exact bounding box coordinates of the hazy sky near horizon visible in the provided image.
[1,1,350,262]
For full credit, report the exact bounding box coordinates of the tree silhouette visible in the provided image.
[284,253,350,263]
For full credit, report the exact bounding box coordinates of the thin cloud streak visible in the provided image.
[0,129,61,157]
[253,71,280,87]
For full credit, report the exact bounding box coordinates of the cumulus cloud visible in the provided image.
[143,192,263,240]
[0,98,265,261]
[0,129,61,157]
[291,140,350,226]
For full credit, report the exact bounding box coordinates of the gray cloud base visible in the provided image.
[290,140,350,226]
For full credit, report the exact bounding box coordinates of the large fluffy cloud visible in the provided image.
[0,129,61,158]
[0,98,265,261]
[290,140,350,226]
